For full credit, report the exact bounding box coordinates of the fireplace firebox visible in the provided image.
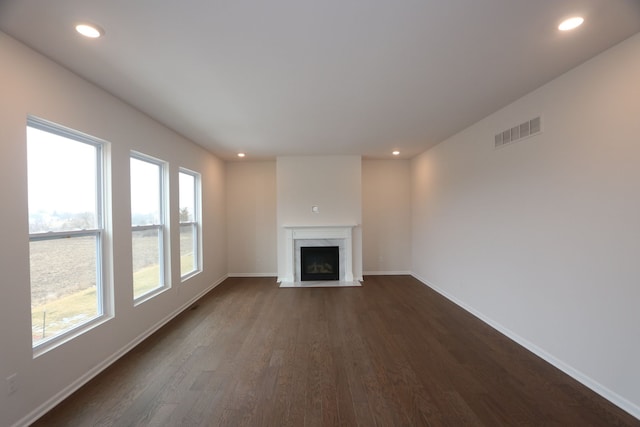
[300,246,339,281]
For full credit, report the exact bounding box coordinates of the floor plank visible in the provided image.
[32,276,639,426]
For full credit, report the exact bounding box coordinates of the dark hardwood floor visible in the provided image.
[33,276,639,426]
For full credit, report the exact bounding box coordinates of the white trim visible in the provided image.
[178,168,202,277]
[279,280,361,288]
[26,118,109,354]
[130,153,169,300]
[282,225,356,283]
[363,270,411,276]
[14,274,228,427]
[227,273,277,278]
[411,273,640,421]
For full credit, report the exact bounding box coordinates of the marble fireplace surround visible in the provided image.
[281,225,356,284]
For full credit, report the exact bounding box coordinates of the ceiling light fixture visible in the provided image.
[75,23,104,38]
[237,153,246,158]
[392,151,400,156]
[558,17,584,31]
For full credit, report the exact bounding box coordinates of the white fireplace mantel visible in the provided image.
[281,225,356,283]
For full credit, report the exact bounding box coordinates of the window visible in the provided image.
[27,117,109,349]
[130,153,168,300]
[179,169,201,279]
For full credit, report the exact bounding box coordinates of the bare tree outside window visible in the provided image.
[179,169,201,279]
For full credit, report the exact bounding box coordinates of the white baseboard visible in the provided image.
[227,272,277,277]
[14,274,229,427]
[363,270,411,276]
[411,273,640,421]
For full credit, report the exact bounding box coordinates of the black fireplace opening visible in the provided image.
[300,246,339,281]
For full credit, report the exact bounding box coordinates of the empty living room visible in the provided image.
[1,1,639,426]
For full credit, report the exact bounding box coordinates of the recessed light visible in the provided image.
[237,153,246,158]
[558,17,584,31]
[392,151,400,156]
[75,23,104,38]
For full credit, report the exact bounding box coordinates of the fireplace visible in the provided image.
[281,225,356,283]
[300,246,339,281]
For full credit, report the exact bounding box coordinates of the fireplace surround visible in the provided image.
[281,225,355,283]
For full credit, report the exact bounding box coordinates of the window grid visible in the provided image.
[130,153,169,301]
[27,116,108,351]
[179,168,201,279]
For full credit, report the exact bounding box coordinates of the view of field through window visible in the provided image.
[27,123,104,345]
[27,123,201,344]
[131,155,167,299]
[179,170,199,277]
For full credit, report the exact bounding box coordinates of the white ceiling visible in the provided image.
[1,1,639,160]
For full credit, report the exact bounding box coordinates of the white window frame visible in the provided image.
[27,116,111,354]
[130,152,170,303]
[178,168,202,280]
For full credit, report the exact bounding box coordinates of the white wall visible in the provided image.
[276,156,363,281]
[226,161,277,276]
[226,159,410,278]
[3,22,638,425]
[362,159,411,274]
[411,33,640,417]
[0,32,227,427]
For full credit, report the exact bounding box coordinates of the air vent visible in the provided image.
[495,116,542,148]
